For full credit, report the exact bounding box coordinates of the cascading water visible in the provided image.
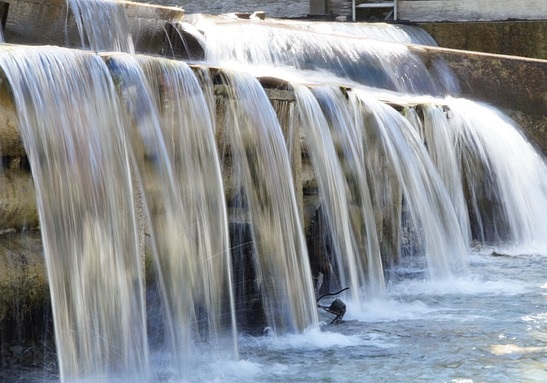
[185,14,546,267]
[443,98,547,252]
[0,42,319,383]
[216,70,318,334]
[104,53,239,374]
[68,0,134,53]
[260,18,439,46]
[2,2,547,382]
[412,103,472,246]
[292,85,384,305]
[292,82,468,284]
[0,46,149,381]
[348,92,469,277]
[185,15,458,95]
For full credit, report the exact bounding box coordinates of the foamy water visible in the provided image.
[216,250,547,383]
[157,250,547,383]
[12,250,547,383]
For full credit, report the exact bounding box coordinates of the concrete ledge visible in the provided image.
[418,21,547,61]
[3,0,184,55]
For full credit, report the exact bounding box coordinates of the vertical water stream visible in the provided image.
[444,98,547,251]
[217,71,318,334]
[0,46,148,381]
[68,0,134,53]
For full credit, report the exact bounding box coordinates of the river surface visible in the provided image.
[15,247,547,383]
[219,249,547,383]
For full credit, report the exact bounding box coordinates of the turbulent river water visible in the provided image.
[17,247,547,383]
[187,248,547,383]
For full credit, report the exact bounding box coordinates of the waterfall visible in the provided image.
[0,44,243,381]
[348,92,469,277]
[261,18,439,46]
[0,43,321,380]
[104,53,239,374]
[444,98,547,252]
[413,103,472,246]
[292,85,384,304]
[216,70,318,334]
[0,45,148,381]
[3,2,547,382]
[188,15,458,95]
[68,0,135,53]
[293,85,468,283]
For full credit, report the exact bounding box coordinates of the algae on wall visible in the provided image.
[0,232,52,371]
[0,233,48,322]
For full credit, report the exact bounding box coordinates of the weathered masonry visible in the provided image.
[310,0,547,22]
[396,0,547,22]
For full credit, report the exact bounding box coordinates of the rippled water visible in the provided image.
[204,249,547,383]
[14,248,547,383]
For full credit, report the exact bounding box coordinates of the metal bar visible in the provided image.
[354,1,398,21]
[356,2,395,8]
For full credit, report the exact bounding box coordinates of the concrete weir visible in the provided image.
[1,0,547,364]
[2,0,185,55]
[409,45,547,155]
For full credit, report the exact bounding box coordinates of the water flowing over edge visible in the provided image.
[0,4,547,382]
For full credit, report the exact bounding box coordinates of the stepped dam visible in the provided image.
[0,1,547,382]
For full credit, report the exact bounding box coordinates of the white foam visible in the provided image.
[260,327,367,350]
[389,275,530,298]
[343,273,531,325]
[345,297,437,322]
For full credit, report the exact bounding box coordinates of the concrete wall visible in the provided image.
[136,0,310,18]
[418,21,547,61]
[398,0,547,22]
